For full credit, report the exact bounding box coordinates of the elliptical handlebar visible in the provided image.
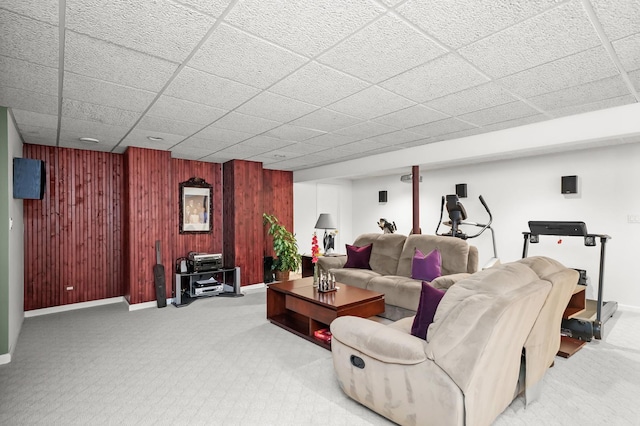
[464,195,493,239]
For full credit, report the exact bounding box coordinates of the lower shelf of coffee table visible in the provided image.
[269,312,331,350]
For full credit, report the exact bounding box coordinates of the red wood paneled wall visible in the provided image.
[262,169,294,258]
[223,160,264,286]
[23,145,124,310]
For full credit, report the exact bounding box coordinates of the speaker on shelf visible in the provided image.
[379,190,387,203]
[455,183,467,198]
[264,256,274,283]
[562,175,578,194]
[13,158,46,199]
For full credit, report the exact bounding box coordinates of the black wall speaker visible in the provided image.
[455,183,467,198]
[561,175,578,194]
[13,158,46,199]
[379,190,387,203]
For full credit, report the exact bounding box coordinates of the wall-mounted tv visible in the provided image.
[13,157,46,200]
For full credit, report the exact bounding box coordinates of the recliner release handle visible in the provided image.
[350,355,365,369]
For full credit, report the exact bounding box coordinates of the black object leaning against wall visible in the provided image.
[13,157,46,199]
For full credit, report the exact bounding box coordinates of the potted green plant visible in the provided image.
[263,213,301,282]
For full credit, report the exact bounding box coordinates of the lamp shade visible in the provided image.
[314,213,336,230]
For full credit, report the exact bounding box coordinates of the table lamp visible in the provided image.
[314,213,336,254]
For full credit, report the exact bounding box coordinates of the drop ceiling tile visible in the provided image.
[528,75,631,111]
[458,101,540,127]
[318,14,445,83]
[209,111,281,134]
[548,94,636,118]
[64,32,178,92]
[612,33,640,72]
[327,86,415,120]
[119,129,182,150]
[338,139,390,154]
[428,127,485,143]
[194,125,253,145]
[334,121,398,139]
[277,141,330,154]
[17,124,57,145]
[235,91,319,122]
[0,56,58,95]
[59,139,117,152]
[224,0,384,56]
[189,23,307,89]
[178,136,238,151]
[147,96,227,125]
[61,99,140,127]
[199,152,237,163]
[397,138,432,149]
[173,0,233,17]
[214,143,271,158]
[136,115,203,137]
[368,129,424,146]
[398,0,560,49]
[479,114,547,133]
[630,68,640,91]
[265,125,325,141]
[305,132,359,148]
[66,0,215,62]
[373,104,448,128]
[269,62,369,106]
[63,72,156,112]
[458,2,602,78]
[591,0,640,41]
[289,108,362,132]
[164,67,260,110]
[169,145,213,161]
[0,10,58,67]
[497,46,620,99]
[21,135,57,146]
[241,135,295,150]
[408,117,476,138]
[0,86,58,115]
[12,109,58,129]
[0,0,59,24]
[380,0,405,6]
[425,83,518,116]
[381,54,488,102]
[60,116,130,145]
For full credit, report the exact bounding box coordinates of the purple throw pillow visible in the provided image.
[343,243,372,269]
[411,282,445,340]
[411,249,442,282]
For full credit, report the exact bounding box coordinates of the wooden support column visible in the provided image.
[412,165,420,234]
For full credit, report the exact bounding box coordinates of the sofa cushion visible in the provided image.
[411,249,442,282]
[411,282,445,340]
[353,233,407,276]
[397,234,472,277]
[332,268,380,290]
[367,275,423,311]
[344,243,372,269]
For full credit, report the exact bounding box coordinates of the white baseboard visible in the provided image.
[242,283,266,292]
[618,304,640,313]
[25,297,126,318]
[0,352,11,366]
[127,300,164,311]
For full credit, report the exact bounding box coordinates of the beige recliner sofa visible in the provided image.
[329,256,578,426]
[317,233,478,312]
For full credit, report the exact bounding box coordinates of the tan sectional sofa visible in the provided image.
[317,233,478,312]
[329,256,578,426]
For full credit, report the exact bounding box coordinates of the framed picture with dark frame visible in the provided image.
[179,177,213,234]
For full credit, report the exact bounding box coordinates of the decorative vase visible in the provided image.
[313,264,319,287]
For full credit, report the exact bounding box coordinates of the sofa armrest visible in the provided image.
[330,316,427,364]
[316,255,347,274]
[431,273,471,290]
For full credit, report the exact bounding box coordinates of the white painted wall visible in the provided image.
[295,142,640,309]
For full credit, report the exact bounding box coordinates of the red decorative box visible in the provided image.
[314,328,332,343]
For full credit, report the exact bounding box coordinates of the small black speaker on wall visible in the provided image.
[455,183,467,198]
[13,158,46,199]
[561,175,578,194]
[379,190,388,203]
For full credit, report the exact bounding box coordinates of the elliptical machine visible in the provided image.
[435,194,498,266]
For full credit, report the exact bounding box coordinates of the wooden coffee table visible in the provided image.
[267,277,385,350]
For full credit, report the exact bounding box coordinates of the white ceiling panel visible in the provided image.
[630,69,640,91]
[59,138,117,152]
[65,0,216,62]
[18,124,58,145]
[64,32,178,92]
[178,136,238,151]
[0,86,58,115]
[63,72,156,112]
[398,0,561,49]
[276,141,331,155]
[61,99,140,127]
[478,114,547,134]
[548,94,636,118]
[173,0,234,18]
[0,9,58,67]
[0,0,59,25]
[328,86,415,120]
[265,125,326,142]
[368,129,428,146]
[209,111,281,134]
[269,62,369,106]
[529,75,631,111]
[214,142,271,158]
[334,121,398,139]
[425,83,518,116]
[0,56,58,95]
[496,46,620,99]
[235,91,318,122]
[119,129,182,150]
[459,2,602,78]
[381,54,489,102]
[193,125,253,145]
[164,67,260,110]
[318,14,446,83]
[147,96,227,125]
[591,0,640,41]
[60,116,130,145]
[12,109,58,129]
[458,101,541,127]
[169,145,214,161]
[189,23,307,89]
[224,0,384,56]
[408,117,477,138]
[135,116,202,137]
[305,132,359,148]
[241,135,295,151]
[612,33,640,72]
[289,108,362,132]
[373,105,448,128]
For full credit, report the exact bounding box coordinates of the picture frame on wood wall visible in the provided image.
[179,177,213,234]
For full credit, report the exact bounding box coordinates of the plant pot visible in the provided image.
[275,270,290,282]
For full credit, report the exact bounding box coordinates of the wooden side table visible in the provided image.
[301,254,347,277]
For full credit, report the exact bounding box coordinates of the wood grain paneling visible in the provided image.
[223,160,264,286]
[23,145,124,311]
[262,169,294,258]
